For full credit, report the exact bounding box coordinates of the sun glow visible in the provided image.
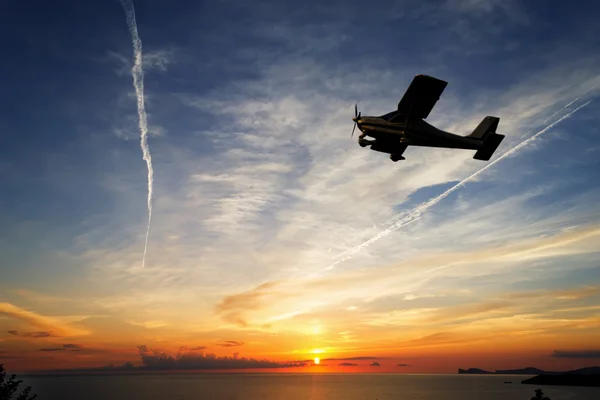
[314,357,320,365]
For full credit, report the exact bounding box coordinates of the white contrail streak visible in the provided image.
[120,0,154,268]
[327,95,594,269]
[382,87,595,231]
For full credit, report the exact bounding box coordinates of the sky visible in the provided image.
[1,0,600,374]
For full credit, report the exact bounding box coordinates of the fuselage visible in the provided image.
[356,114,481,150]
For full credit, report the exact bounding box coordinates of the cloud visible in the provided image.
[444,0,527,21]
[0,303,89,337]
[113,123,167,141]
[338,362,358,366]
[552,350,600,359]
[218,340,244,347]
[293,356,383,363]
[108,48,176,76]
[216,282,282,313]
[325,356,382,361]
[142,49,176,72]
[397,363,410,367]
[421,300,512,324]
[178,345,208,353]
[24,331,53,338]
[406,332,463,347]
[207,224,600,329]
[216,281,286,327]
[130,345,306,370]
[7,330,53,338]
[370,362,381,367]
[38,344,86,352]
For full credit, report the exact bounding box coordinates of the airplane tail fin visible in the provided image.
[467,116,500,140]
[473,132,505,161]
[469,116,504,161]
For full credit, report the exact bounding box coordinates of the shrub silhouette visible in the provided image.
[0,364,37,400]
[530,388,551,400]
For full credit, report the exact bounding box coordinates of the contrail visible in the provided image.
[381,86,596,230]
[120,0,154,268]
[327,95,594,269]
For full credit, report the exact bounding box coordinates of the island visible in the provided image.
[458,366,600,387]
[521,373,600,387]
[458,366,600,376]
[458,367,551,375]
[458,368,494,374]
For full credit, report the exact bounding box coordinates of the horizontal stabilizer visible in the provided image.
[473,133,505,161]
[468,116,500,139]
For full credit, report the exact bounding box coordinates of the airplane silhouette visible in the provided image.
[352,74,505,162]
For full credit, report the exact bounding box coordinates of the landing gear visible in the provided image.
[358,138,374,148]
[390,154,405,162]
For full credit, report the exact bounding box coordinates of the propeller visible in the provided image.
[351,103,361,138]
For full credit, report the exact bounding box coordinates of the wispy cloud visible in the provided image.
[211,224,600,329]
[0,303,89,337]
[218,340,244,347]
[8,330,54,338]
[108,49,176,76]
[216,281,285,327]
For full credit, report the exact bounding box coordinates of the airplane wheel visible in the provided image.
[390,154,399,162]
[359,142,368,148]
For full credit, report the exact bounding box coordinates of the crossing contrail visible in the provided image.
[120,0,154,268]
[327,93,595,270]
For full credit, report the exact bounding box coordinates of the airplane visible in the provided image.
[351,74,505,162]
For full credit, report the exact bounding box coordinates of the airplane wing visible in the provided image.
[397,74,448,120]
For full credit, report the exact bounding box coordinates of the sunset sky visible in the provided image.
[1,0,600,374]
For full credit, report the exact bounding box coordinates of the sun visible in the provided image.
[314,357,320,365]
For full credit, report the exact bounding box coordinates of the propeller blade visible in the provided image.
[351,121,357,138]
[354,104,358,118]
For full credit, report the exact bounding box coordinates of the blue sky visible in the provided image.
[1,0,600,372]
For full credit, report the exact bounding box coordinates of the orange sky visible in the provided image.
[2,224,600,373]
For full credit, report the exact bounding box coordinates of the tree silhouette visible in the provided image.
[0,364,37,400]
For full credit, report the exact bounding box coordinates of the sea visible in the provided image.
[19,373,599,400]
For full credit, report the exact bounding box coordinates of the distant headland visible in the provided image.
[458,366,600,387]
[458,366,600,375]
[521,373,600,387]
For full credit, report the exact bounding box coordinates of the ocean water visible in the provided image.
[19,373,599,400]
